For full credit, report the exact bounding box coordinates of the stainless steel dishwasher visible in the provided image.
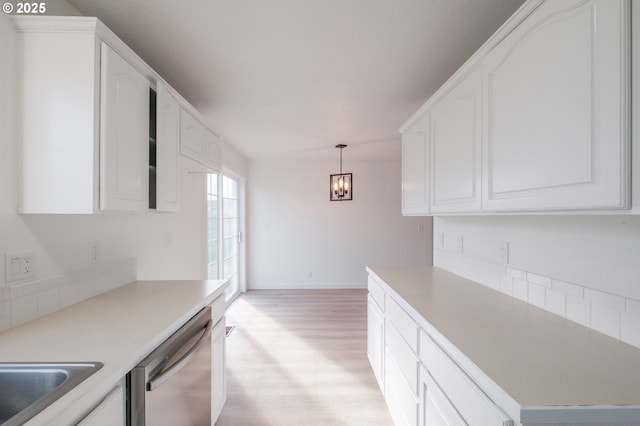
[127,306,212,426]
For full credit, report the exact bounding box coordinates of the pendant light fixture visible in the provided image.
[330,144,352,201]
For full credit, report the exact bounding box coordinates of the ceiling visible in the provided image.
[68,0,525,160]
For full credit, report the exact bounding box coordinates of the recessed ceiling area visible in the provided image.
[68,0,525,160]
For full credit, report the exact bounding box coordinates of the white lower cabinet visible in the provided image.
[419,332,513,426]
[367,294,385,392]
[419,365,465,426]
[75,384,125,426]
[385,347,418,426]
[368,274,513,426]
[211,316,227,423]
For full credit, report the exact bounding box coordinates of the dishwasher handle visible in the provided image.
[147,319,213,391]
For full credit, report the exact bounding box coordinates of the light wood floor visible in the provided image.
[215,289,393,426]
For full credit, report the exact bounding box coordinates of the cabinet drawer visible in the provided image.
[420,333,513,426]
[211,294,225,325]
[385,347,418,426]
[386,296,418,352]
[386,319,419,394]
[368,276,385,310]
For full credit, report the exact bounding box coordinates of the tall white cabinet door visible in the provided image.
[482,0,630,212]
[156,83,180,212]
[402,113,430,216]
[211,317,227,423]
[100,43,150,212]
[430,67,482,213]
[367,295,385,392]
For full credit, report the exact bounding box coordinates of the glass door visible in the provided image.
[207,173,242,302]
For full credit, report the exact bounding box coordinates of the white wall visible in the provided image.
[248,155,432,289]
[0,12,248,329]
[433,215,640,347]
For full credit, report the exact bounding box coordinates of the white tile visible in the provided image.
[507,267,527,279]
[626,298,640,316]
[528,283,546,309]
[477,268,501,291]
[545,288,566,317]
[513,278,528,302]
[37,288,60,317]
[591,303,621,339]
[11,294,38,326]
[551,279,584,298]
[9,281,40,298]
[499,275,514,296]
[584,288,626,311]
[566,295,591,328]
[622,312,640,349]
[527,273,552,288]
[59,282,79,308]
[77,278,98,301]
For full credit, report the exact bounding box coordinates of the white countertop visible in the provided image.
[367,266,640,410]
[0,279,227,425]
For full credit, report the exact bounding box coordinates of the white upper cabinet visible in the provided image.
[156,83,181,212]
[401,113,430,216]
[205,129,223,171]
[399,0,633,215]
[482,0,630,212]
[100,43,150,212]
[180,106,222,171]
[180,108,206,162]
[14,17,169,214]
[430,67,482,213]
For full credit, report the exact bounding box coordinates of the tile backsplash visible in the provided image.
[434,249,640,349]
[0,258,136,332]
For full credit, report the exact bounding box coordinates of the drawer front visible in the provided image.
[386,296,418,352]
[385,347,418,426]
[368,275,386,310]
[210,294,225,325]
[420,334,513,426]
[386,319,419,394]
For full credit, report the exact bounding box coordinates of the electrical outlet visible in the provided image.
[88,242,100,265]
[498,242,510,264]
[5,252,35,282]
[456,236,464,253]
[437,232,445,249]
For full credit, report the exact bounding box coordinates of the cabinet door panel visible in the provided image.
[367,295,385,392]
[419,366,466,426]
[212,317,227,422]
[385,347,418,426]
[156,83,180,212]
[482,0,629,211]
[402,114,430,215]
[180,109,206,161]
[100,43,149,212]
[76,385,124,426]
[430,68,482,213]
[421,335,513,425]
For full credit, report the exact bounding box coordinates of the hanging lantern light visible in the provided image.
[330,144,352,201]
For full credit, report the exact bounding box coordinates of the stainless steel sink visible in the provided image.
[0,362,103,426]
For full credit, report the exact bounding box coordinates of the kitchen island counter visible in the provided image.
[0,279,227,425]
